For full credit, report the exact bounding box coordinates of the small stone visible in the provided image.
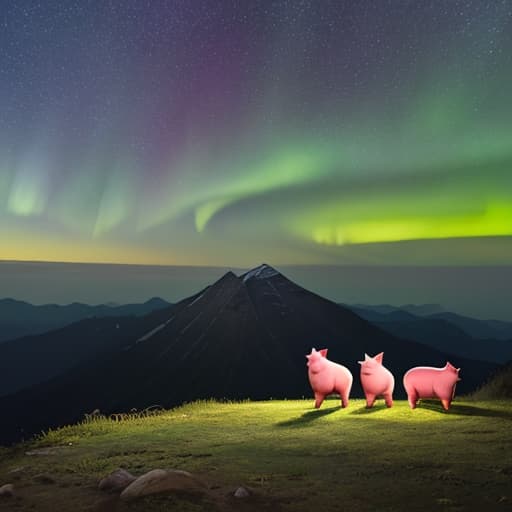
[234,486,250,498]
[99,469,136,492]
[120,469,206,500]
[0,484,14,498]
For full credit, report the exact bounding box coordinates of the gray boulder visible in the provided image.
[120,469,206,500]
[0,484,14,498]
[99,468,136,492]
[234,486,250,498]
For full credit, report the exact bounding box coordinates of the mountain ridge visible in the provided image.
[0,264,499,444]
[0,296,171,343]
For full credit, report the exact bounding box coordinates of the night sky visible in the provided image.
[1,1,511,266]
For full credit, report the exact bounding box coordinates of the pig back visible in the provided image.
[361,365,394,395]
[403,366,457,399]
[309,360,352,394]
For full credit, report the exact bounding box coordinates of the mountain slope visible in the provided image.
[0,265,497,444]
[350,303,445,317]
[429,312,512,340]
[471,361,512,399]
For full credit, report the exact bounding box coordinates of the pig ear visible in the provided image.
[319,349,328,358]
[364,353,371,361]
[374,352,384,364]
[358,360,364,365]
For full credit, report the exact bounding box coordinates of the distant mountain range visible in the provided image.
[351,303,447,317]
[347,305,512,364]
[349,303,512,340]
[0,264,498,444]
[0,297,171,342]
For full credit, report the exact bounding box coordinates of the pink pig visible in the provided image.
[403,362,461,411]
[306,348,353,408]
[359,352,395,408]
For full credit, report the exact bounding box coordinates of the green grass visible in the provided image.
[1,399,511,511]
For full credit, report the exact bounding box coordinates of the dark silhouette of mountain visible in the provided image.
[347,305,419,323]
[373,320,512,364]
[400,303,446,316]
[0,265,497,444]
[0,304,175,397]
[350,303,512,341]
[0,297,171,342]
[350,303,446,316]
[347,305,512,364]
[428,312,512,341]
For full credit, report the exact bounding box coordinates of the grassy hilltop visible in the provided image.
[1,399,511,511]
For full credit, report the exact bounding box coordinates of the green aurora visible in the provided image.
[0,1,511,266]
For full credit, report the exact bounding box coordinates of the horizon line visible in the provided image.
[1,258,512,269]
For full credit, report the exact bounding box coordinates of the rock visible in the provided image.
[234,486,250,498]
[120,469,206,500]
[99,468,136,492]
[0,484,14,498]
[7,467,26,480]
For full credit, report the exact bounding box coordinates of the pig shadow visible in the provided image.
[349,403,389,415]
[276,406,340,428]
[415,400,512,419]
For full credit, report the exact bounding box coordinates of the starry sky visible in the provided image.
[1,0,511,267]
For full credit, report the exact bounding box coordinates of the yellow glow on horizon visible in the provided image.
[0,233,182,266]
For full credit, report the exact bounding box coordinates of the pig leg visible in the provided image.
[383,393,393,408]
[441,398,451,411]
[365,393,376,408]
[314,393,325,409]
[340,390,350,408]
[407,389,418,409]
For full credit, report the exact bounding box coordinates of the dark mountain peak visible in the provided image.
[215,270,239,284]
[400,304,445,316]
[143,297,169,307]
[241,263,281,283]
[193,270,241,299]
